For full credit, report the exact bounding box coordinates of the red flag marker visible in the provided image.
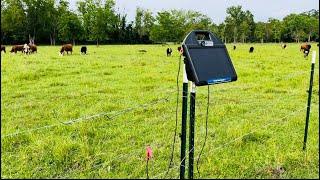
[146,146,152,160]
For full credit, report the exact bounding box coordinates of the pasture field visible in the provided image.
[1,43,319,178]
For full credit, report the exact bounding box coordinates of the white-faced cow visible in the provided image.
[23,44,30,54]
[166,48,172,56]
[300,43,311,58]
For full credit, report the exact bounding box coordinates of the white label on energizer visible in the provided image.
[199,41,213,46]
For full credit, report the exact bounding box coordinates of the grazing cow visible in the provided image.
[177,46,184,55]
[281,44,287,49]
[10,45,24,53]
[23,44,30,54]
[166,48,172,56]
[300,43,311,58]
[28,44,37,53]
[1,45,5,53]
[80,46,87,55]
[233,45,236,50]
[60,44,73,55]
[249,47,254,53]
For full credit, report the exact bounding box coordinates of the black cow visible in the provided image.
[167,48,172,56]
[233,45,236,50]
[282,44,287,49]
[81,46,87,55]
[249,47,254,53]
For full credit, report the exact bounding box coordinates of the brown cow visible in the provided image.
[1,45,5,53]
[10,45,24,53]
[60,44,73,55]
[300,43,311,58]
[29,44,37,53]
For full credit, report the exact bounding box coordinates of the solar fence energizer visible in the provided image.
[179,30,237,179]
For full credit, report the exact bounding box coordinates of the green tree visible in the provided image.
[225,6,245,43]
[134,7,144,39]
[268,18,282,43]
[239,10,255,43]
[185,10,212,33]
[78,0,117,46]
[134,7,155,43]
[282,14,308,42]
[141,9,155,42]
[1,0,27,43]
[58,11,83,45]
[302,9,319,19]
[150,10,212,43]
[255,22,266,43]
[239,21,249,43]
[304,15,319,42]
[23,0,57,44]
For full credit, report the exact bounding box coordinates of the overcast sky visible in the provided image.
[70,0,319,24]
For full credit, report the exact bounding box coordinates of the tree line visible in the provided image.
[1,0,319,45]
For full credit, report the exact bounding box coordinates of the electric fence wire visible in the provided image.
[165,55,182,177]
[159,58,313,178]
[88,106,179,179]
[89,68,315,178]
[153,146,195,179]
[2,91,178,139]
[194,92,298,129]
[196,86,210,177]
[2,59,315,178]
[154,105,307,179]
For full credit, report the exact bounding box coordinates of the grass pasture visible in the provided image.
[1,43,319,178]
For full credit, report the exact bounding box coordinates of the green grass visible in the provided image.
[1,43,319,179]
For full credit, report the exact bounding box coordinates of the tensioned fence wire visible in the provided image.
[61,102,308,179]
[4,77,303,139]
[152,105,307,179]
[101,88,311,178]
[1,89,178,139]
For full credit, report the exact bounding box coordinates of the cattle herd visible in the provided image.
[0,43,87,56]
[0,43,316,58]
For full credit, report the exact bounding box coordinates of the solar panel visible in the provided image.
[182,30,237,86]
